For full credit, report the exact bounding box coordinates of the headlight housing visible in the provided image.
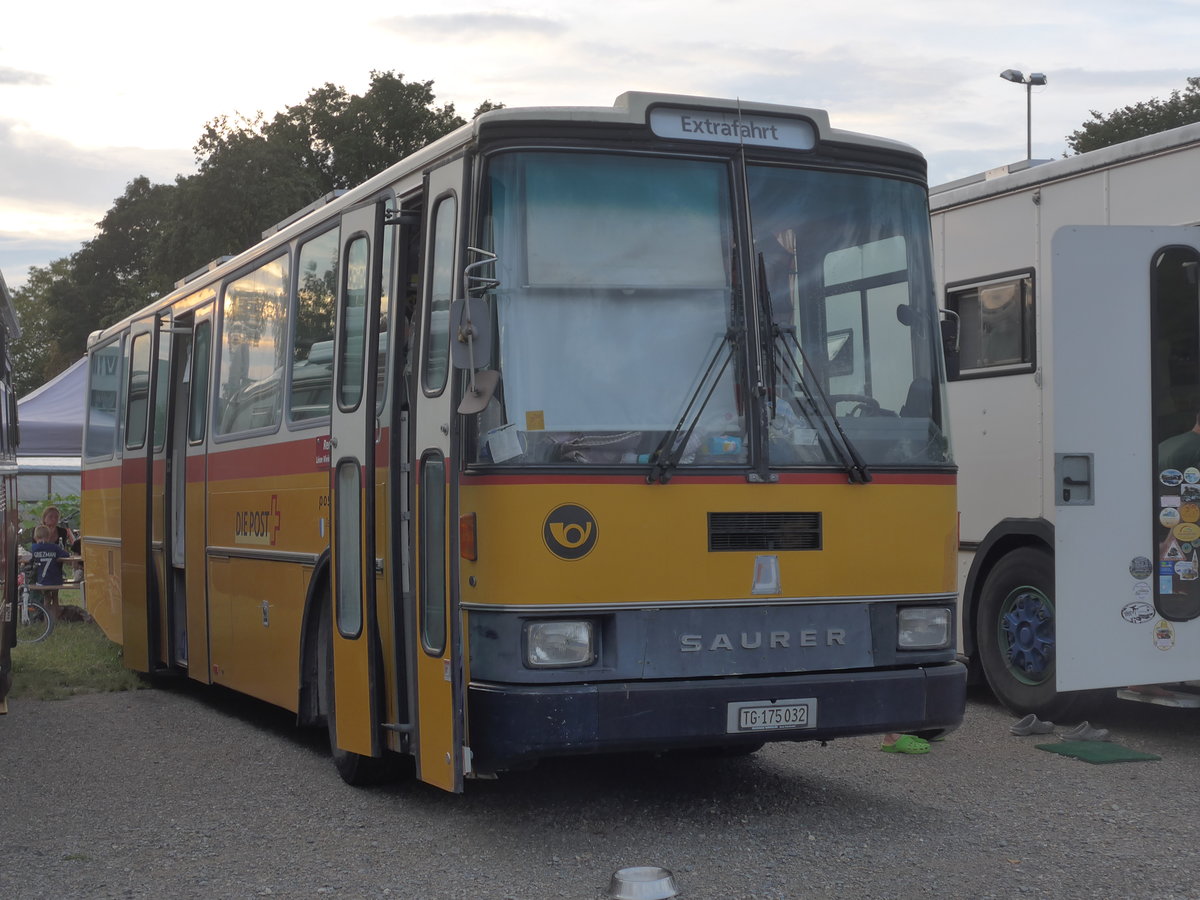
[897,607,952,650]
[525,620,596,667]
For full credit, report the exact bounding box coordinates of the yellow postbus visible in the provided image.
[81,93,963,791]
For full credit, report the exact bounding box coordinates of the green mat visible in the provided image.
[1036,740,1161,764]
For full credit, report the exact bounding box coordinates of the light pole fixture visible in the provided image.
[1000,69,1047,161]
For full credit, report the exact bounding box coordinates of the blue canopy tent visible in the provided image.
[17,357,87,514]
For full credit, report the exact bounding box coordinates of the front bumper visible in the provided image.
[468,661,966,772]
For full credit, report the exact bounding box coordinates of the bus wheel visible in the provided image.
[977,547,1084,721]
[317,593,397,787]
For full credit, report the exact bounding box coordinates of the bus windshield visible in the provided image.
[748,165,951,468]
[470,150,950,470]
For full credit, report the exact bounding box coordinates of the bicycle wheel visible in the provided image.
[17,600,52,643]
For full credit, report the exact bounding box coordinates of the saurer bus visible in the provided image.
[81,92,963,790]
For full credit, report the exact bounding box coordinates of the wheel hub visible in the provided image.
[999,587,1054,684]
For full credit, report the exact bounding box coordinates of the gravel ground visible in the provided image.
[2,683,1200,899]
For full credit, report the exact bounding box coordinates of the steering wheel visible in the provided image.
[828,393,882,417]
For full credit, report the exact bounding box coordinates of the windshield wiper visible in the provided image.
[755,252,871,483]
[646,329,738,485]
[774,326,872,484]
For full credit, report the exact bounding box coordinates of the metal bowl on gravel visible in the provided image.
[608,866,679,900]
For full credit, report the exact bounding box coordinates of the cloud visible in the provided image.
[379,12,566,40]
[0,120,194,287]
[0,66,48,86]
[0,120,192,217]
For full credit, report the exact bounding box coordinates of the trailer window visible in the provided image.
[946,272,1035,379]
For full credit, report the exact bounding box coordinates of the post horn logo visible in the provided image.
[543,504,598,560]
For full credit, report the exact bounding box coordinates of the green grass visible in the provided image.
[10,619,145,700]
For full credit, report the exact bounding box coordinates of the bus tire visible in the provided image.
[977,547,1086,720]
[317,591,398,787]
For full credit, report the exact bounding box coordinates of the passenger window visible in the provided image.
[291,229,338,422]
[215,255,289,435]
[423,198,456,394]
[945,272,1035,379]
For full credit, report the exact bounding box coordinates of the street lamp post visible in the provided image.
[1000,69,1047,161]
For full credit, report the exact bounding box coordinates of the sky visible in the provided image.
[2,0,1198,290]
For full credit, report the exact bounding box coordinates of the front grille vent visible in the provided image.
[708,512,822,552]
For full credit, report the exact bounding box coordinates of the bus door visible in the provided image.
[1053,225,1200,691]
[329,200,386,758]
[182,306,214,679]
[411,162,466,792]
[146,313,188,670]
[120,321,161,671]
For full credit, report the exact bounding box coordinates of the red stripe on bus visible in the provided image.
[463,471,956,487]
[208,439,331,481]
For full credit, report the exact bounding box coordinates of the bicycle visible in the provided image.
[16,566,52,644]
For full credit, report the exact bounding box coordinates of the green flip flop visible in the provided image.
[880,734,930,754]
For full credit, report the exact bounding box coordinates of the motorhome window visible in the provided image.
[125,333,151,450]
[946,274,1034,378]
[216,255,289,435]
[291,228,338,422]
[85,340,123,459]
[423,197,456,395]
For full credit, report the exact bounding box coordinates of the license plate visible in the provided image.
[726,698,817,733]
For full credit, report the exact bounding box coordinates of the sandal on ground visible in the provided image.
[1062,721,1111,742]
[880,734,930,754]
[1010,713,1055,736]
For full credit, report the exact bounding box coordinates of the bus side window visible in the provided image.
[215,254,289,436]
[85,341,123,459]
[423,197,456,395]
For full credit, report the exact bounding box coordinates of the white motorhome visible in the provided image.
[930,123,1200,717]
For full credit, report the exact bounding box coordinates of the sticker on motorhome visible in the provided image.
[1122,599,1154,623]
[1130,556,1153,579]
[1162,469,1184,486]
[1154,620,1176,651]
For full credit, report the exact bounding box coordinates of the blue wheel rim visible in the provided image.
[997,585,1055,686]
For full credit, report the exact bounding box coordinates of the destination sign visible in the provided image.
[649,107,816,150]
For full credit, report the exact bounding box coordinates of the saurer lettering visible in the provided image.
[680,629,847,651]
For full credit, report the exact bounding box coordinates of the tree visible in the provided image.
[1067,77,1200,155]
[10,261,68,395]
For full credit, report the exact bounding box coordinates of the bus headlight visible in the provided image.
[525,620,595,667]
[897,607,951,649]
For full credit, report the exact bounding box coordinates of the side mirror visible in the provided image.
[449,297,500,415]
[940,312,960,382]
